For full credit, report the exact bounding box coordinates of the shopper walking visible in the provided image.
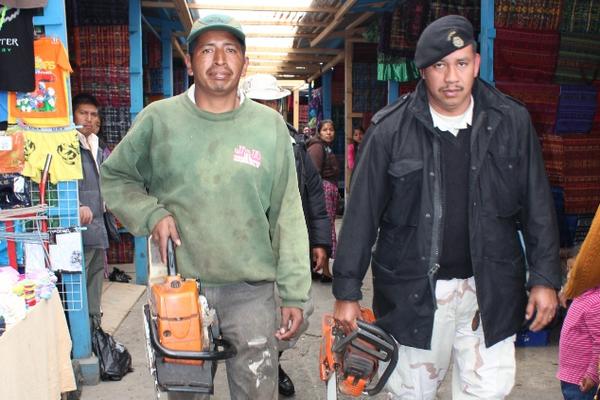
[307,119,340,281]
[100,14,310,400]
[332,15,561,399]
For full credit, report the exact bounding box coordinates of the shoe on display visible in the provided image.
[278,365,295,397]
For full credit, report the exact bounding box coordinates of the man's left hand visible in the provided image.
[580,376,596,393]
[311,247,327,273]
[526,286,558,332]
[275,307,303,340]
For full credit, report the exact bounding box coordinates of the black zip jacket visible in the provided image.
[332,79,561,349]
[287,123,332,256]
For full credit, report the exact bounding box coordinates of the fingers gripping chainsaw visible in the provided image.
[319,309,398,399]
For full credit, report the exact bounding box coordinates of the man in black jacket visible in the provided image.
[332,15,560,399]
[244,73,331,397]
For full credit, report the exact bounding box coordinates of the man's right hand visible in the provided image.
[151,215,181,264]
[79,206,93,225]
[333,300,362,333]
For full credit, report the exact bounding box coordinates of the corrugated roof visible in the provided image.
[141,0,398,88]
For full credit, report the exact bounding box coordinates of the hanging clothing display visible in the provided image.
[8,36,73,127]
[20,128,82,183]
[0,129,25,173]
[0,7,35,92]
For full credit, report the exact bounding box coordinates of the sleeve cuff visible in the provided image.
[146,207,171,234]
[281,300,304,309]
[332,277,363,301]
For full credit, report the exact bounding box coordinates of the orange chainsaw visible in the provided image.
[319,309,398,399]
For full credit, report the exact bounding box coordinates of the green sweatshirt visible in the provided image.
[100,93,310,308]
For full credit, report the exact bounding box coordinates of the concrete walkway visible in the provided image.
[85,213,563,400]
[81,266,563,400]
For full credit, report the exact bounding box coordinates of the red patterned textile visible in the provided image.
[540,134,565,186]
[495,81,560,136]
[107,233,134,264]
[71,66,130,107]
[70,26,129,67]
[563,136,600,213]
[494,28,560,83]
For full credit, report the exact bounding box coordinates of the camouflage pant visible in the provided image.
[383,277,516,400]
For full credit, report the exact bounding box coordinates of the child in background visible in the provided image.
[347,126,364,171]
[557,207,600,400]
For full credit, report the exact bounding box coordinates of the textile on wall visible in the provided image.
[71,66,131,108]
[554,33,600,84]
[376,1,428,82]
[494,28,560,83]
[66,0,129,26]
[69,25,129,68]
[427,0,480,27]
[560,0,600,34]
[495,81,560,136]
[555,85,598,134]
[495,0,563,31]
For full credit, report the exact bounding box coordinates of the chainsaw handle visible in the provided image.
[144,305,237,361]
[166,238,177,276]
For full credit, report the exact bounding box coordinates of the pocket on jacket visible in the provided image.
[383,159,423,226]
[482,153,521,217]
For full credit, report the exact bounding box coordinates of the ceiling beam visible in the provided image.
[246,46,341,55]
[247,53,335,63]
[310,0,357,47]
[307,51,344,83]
[248,60,323,68]
[247,66,318,75]
[142,1,337,13]
[246,32,316,39]
[171,35,186,59]
[346,12,373,30]
[239,20,328,27]
[172,0,193,33]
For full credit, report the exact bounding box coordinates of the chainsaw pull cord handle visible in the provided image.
[166,238,177,276]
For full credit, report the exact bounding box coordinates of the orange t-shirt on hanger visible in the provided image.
[8,36,73,127]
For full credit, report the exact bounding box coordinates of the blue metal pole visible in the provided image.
[387,80,399,104]
[129,0,143,120]
[322,70,332,120]
[34,0,99,384]
[161,20,173,98]
[479,0,495,84]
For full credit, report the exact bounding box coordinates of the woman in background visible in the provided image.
[307,120,340,282]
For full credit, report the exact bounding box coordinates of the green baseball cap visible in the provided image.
[187,14,246,49]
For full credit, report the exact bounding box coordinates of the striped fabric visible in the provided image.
[557,285,600,385]
[427,0,480,28]
[560,0,600,34]
[494,28,560,83]
[69,26,129,67]
[495,0,562,31]
[555,33,600,84]
[556,85,598,134]
[496,81,559,136]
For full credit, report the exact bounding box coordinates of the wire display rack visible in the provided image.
[29,179,84,312]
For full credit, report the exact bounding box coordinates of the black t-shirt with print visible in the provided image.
[0,7,35,92]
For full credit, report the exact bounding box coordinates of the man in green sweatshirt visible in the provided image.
[100,14,310,400]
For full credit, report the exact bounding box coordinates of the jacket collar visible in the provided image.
[409,78,512,129]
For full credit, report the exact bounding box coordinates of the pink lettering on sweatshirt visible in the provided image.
[233,145,262,168]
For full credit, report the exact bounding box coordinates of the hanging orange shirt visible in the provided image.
[8,37,73,127]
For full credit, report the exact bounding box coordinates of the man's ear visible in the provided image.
[185,54,193,76]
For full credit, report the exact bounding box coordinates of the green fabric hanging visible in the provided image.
[377,55,420,82]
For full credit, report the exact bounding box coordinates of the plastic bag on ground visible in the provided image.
[91,326,133,381]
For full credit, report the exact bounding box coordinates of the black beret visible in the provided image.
[414,15,476,69]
